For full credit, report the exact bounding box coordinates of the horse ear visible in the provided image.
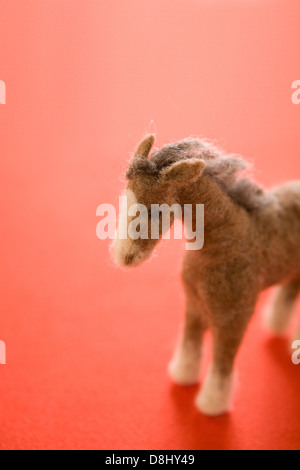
[134,134,155,159]
[160,159,205,185]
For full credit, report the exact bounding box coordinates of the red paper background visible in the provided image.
[0,0,300,450]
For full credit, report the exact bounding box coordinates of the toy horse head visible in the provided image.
[112,134,268,267]
[112,135,205,267]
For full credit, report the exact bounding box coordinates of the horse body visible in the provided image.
[260,182,300,286]
[113,135,300,416]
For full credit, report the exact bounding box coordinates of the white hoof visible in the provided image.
[195,368,234,416]
[168,345,201,385]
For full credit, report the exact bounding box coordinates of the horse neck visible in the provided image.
[176,174,249,239]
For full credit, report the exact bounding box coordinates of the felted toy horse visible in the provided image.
[112,134,300,416]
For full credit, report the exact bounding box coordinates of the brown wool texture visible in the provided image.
[117,135,300,408]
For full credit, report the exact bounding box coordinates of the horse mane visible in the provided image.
[127,138,271,213]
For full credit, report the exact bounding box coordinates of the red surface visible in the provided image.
[0,0,300,450]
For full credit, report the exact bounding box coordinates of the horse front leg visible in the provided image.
[168,287,207,385]
[195,305,254,416]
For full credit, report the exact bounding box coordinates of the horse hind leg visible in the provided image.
[265,277,300,335]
